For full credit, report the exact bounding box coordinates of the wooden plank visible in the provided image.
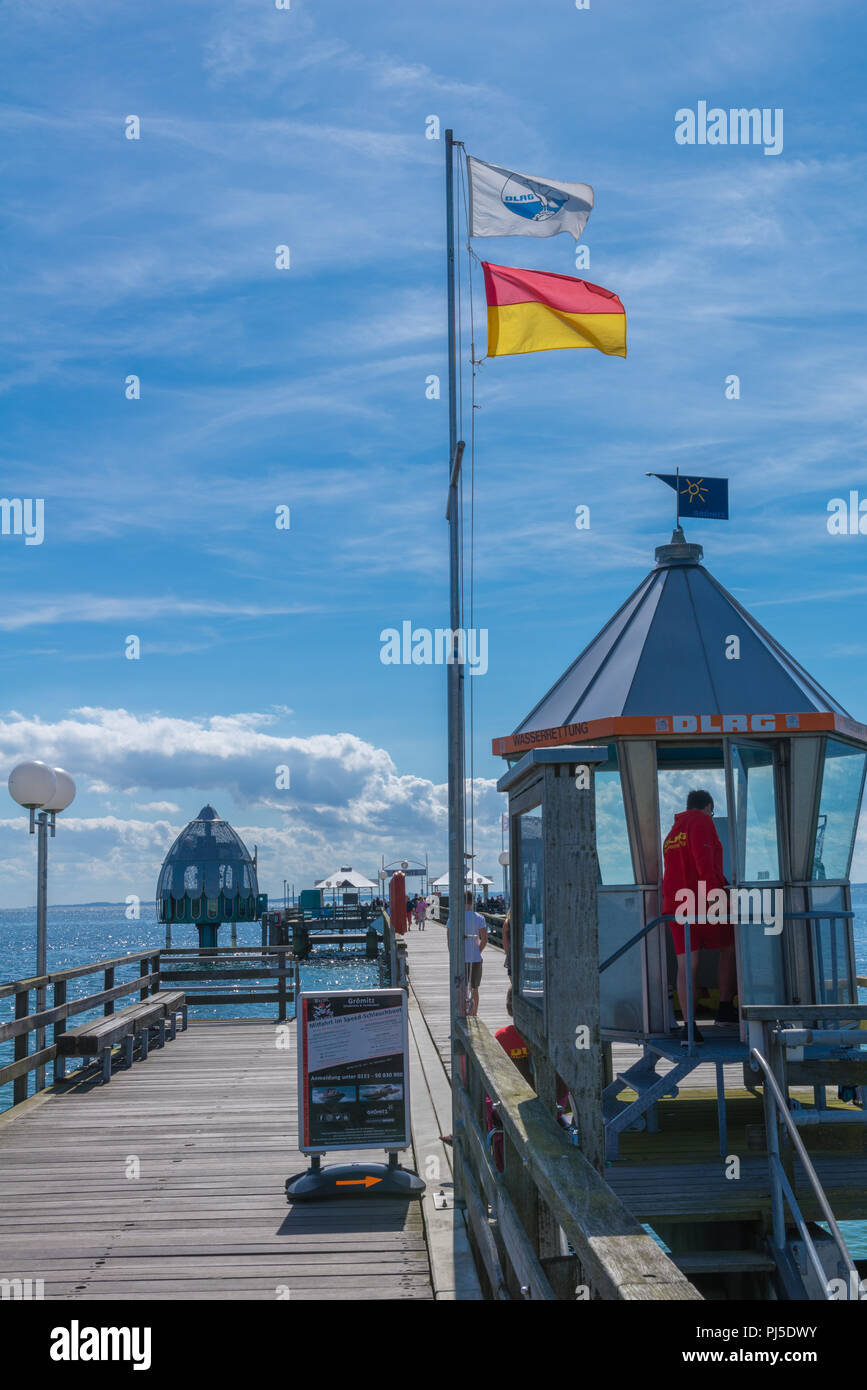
[742,1004,867,1021]
[543,757,604,1172]
[673,1251,776,1274]
[12,989,29,1106]
[180,993,285,1005]
[0,1042,57,1088]
[62,1284,433,1295]
[455,1085,556,1300]
[406,992,483,1300]
[461,1162,510,1299]
[161,946,295,955]
[162,969,293,981]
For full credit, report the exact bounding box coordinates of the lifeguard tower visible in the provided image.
[494,530,867,1299]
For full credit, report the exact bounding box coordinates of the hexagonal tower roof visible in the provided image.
[493,531,865,757]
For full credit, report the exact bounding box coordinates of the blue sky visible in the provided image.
[2,0,867,906]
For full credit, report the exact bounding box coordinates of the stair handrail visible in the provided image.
[599,914,673,974]
[750,1044,858,1296]
[599,914,697,1050]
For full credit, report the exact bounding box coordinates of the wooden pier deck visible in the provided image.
[0,1020,433,1301]
[404,919,509,1073]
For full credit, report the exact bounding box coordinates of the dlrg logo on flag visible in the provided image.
[468,157,593,241]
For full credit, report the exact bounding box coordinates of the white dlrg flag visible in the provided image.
[467,156,594,241]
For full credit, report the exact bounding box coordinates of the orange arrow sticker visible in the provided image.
[336,1176,382,1188]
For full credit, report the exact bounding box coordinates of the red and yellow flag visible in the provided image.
[482,261,626,359]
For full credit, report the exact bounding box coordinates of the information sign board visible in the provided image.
[297,989,409,1154]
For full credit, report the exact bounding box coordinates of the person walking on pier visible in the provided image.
[464,890,488,1016]
[662,789,737,1045]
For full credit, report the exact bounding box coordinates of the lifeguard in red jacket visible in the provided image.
[662,789,738,1044]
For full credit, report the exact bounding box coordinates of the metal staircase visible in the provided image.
[603,1021,865,1299]
[602,1048,692,1160]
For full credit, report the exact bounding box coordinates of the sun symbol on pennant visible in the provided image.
[679,477,708,506]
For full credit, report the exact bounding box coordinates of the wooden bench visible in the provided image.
[57,990,187,1082]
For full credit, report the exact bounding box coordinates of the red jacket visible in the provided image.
[662,809,728,916]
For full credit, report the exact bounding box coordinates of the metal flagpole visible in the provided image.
[445,129,467,1155]
[675,466,680,532]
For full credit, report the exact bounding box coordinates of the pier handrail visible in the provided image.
[0,948,161,1000]
[453,1015,699,1301]
[750,1045,858,1297]
[380,911,400,987]
[479,912,506,949]
[0,949,161,1106]
[160,945,300,1016]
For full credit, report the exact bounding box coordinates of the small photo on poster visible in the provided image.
[359,1083,403,1103]
[312,1085,357,1106]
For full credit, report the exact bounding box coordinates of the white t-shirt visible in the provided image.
[464,909,486,964]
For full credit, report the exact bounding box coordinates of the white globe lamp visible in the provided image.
[8,761,57,810]
[41,768,76,814]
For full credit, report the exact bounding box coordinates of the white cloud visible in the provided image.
[0,596,314,633]
[0,707,506,905]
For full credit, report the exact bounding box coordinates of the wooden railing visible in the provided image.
[380,911,406,988]
[0,950,161,1106]
[452,1017,700,1301]
[160,945,298,1015]
[480,912,506,949]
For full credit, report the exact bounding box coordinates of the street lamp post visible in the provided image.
[8,761,76,1093]
[498,849,510,907]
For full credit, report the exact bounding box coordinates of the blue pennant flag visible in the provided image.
[651,473,729,521]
